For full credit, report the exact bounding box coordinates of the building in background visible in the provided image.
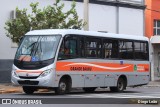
[0,0,145,82]
[145,0,160,80]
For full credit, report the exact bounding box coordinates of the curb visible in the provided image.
[0,89,50,94]
[0,89,22,94]
[38,89,50,93]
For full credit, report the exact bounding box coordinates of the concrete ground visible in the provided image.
[0,84,22,94]
[0,84,50,94]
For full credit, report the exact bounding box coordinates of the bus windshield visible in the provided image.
[15,35,61,61]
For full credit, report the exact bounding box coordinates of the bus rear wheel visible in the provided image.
[23,86,36,94]
[110,78,126,92]
[83,87,96,93]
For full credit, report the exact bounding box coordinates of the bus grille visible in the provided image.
[19,76,38,79]
[18,80,39,85]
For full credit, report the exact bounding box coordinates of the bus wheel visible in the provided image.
[110,78,126,92]
[23,86,35,94]
[83,87,96,93]
[55,79,69,95]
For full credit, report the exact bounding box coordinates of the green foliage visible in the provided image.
[5,0,86,43]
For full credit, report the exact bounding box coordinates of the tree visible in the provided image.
[5,0,86,43]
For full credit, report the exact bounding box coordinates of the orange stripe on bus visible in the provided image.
[137,64,150,72]
[56,62,134,72]
[16,70,43,74]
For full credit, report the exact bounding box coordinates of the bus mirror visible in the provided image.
[20,37,23,42]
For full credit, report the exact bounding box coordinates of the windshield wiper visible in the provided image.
[29,36,44,62]
[27,42,37,49]
[29,36,41,57]
[33,36,43,56]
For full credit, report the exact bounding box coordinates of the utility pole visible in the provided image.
[83,0,89,31]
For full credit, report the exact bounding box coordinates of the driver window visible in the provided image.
[58,35,78,60]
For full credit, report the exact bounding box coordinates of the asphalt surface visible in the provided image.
[0,87,160,105]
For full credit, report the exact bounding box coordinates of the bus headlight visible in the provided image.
[12,69,18,77]
[40,69,52,77]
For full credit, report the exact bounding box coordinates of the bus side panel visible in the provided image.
[84,74,105,87]
[55,59,150,88]
[54,73,85,87]
[71,74,85,87]
[96,75,106,87]
[127,75,149,86]
[104,76,116,87]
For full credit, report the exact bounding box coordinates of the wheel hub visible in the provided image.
[60,82,66,91]
[118,81,123,91]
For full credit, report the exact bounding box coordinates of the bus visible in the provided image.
[11,29,150,94]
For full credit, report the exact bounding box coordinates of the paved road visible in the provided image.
[0,86,160,98]
[0,86,160,105]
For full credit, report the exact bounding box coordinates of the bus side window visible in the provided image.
[119,41,133,59]
[79,37,85,57]
[111,40,119,58]
[103,39,119,59]
[134,42,149,60]
[85,37,101,58]
[103,39,112,58]
[58,35,78,60]
[58,40,65,60]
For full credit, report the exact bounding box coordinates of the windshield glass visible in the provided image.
[15,35,61,61]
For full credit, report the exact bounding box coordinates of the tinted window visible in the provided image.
[85,37,102,58]
[58,35,78,60]
[134,41,149,60]
[103,39,119,59]
[79,37,85,57]
[119,41,134,59]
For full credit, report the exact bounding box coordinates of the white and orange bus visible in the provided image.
[11,29,150,94]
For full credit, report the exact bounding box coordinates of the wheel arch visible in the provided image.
[60,74,72,86]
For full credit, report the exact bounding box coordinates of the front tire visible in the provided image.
[55,79,71,95]
[110,78,126,92]
[23,86,36,94]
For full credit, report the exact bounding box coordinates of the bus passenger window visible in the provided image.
[103,39,118,59]
[111,40,119,58]
[85,37,101,58]
[119,41,133,59]
[79,37,85,57]
[134,42,149,60]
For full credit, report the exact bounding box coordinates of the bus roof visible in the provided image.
[26,29,149,41]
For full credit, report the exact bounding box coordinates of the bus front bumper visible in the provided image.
[11,74,55,88]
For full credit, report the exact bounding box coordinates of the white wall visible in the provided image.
[153,45,160,74]
[89,4,117,33]
[63,1,83,23]
[0,0,59,59]
[0,0,144,59]
[119,7,144,35]
[0,0,58,59]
